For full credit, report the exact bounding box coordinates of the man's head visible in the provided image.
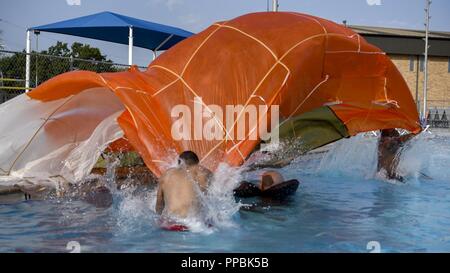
[259,171,284,191]
[178,151,200,166]
[381,128,400,138]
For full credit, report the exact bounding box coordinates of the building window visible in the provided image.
[409,56,415,72]
[420,56,425,72]
[448,57,450,73]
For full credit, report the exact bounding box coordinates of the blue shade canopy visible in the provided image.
[30,11,194,51]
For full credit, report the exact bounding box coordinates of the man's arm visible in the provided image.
[155,179,164,215]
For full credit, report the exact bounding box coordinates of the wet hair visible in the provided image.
[381,128,400,138]
[178,151,199,166]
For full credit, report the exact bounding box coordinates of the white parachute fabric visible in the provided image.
[0,88,125,186]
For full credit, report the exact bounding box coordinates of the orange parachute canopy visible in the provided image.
[25,12,421,178]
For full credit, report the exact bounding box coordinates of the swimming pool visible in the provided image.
[1,132,449,252]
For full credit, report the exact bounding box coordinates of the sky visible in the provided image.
[1,0,449,66]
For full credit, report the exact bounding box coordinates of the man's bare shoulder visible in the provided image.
[165,167,180,174]
[160,168,186,181]
[197,165,212,176]
[159,167,181,182]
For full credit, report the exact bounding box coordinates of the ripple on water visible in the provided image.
[1,134,450,252]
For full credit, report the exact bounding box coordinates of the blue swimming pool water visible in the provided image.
[1,133,449,252]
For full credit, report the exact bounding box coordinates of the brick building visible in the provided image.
[351,26,450,117]
[2,25,449,116]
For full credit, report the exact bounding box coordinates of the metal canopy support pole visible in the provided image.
[272,0,278,11]
[152,34,174,61]
[35,31,40,87]
[422,0,431,121]
[25,30,31,91]
[128,26,133,66]
[415,55,420,112]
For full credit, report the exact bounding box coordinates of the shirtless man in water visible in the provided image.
[377,128,416,181]
[155,151,212,219]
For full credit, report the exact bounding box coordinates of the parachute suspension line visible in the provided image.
[151,79,179,97]
[0,167,8,175]
[287,12,328,35]
[322,23,330,78]
[286,13,330,89]
[225,33,344,142]
[326,51,385,55]
[250,95,268,104]
[207,59,290,162]
[151,31,373,162]
[123,92,176,143]
[149,24,225,96]
[283,75,330,123]
[98,75,143,133]
[212,64,291,161]
[181,24,224,76]
[97,74,109,86]
[357,34,361,52]
[201,140,231,164]
[151,28,353,103]
[150,65,245,160]
[372,77,400,109]
[225,72,290,159]
[224,62,289,145]
[148,22,297,161]
[153,34,174,60]
[5,96,76,175]
[147,23,389,164]
[213,24,279,60]
[384,77,388,101]
[140,95,169,133]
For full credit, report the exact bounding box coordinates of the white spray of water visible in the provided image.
[115,187,157,234]
[106,156,243,234]
[165,163,243,233]
[316,132,450,183]
[199,163,243,229]
[397,134,450,182]
[317,134,378,179]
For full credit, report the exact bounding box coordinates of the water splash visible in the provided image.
[103,155,243,234]
[314,132,450,183]
[317,134,378,179]
[114,186,157,234]
[153,163,244,234]
[93,153,158,234]
[200,163,243,230]
[397,134,450,182]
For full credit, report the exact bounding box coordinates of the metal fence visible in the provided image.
[2,49,449,130]
[0,49,145,103]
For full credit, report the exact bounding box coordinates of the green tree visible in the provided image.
[0,41,120,92]
[71,42,105,60]
[0,29,3,50]
[46,41,71,57]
